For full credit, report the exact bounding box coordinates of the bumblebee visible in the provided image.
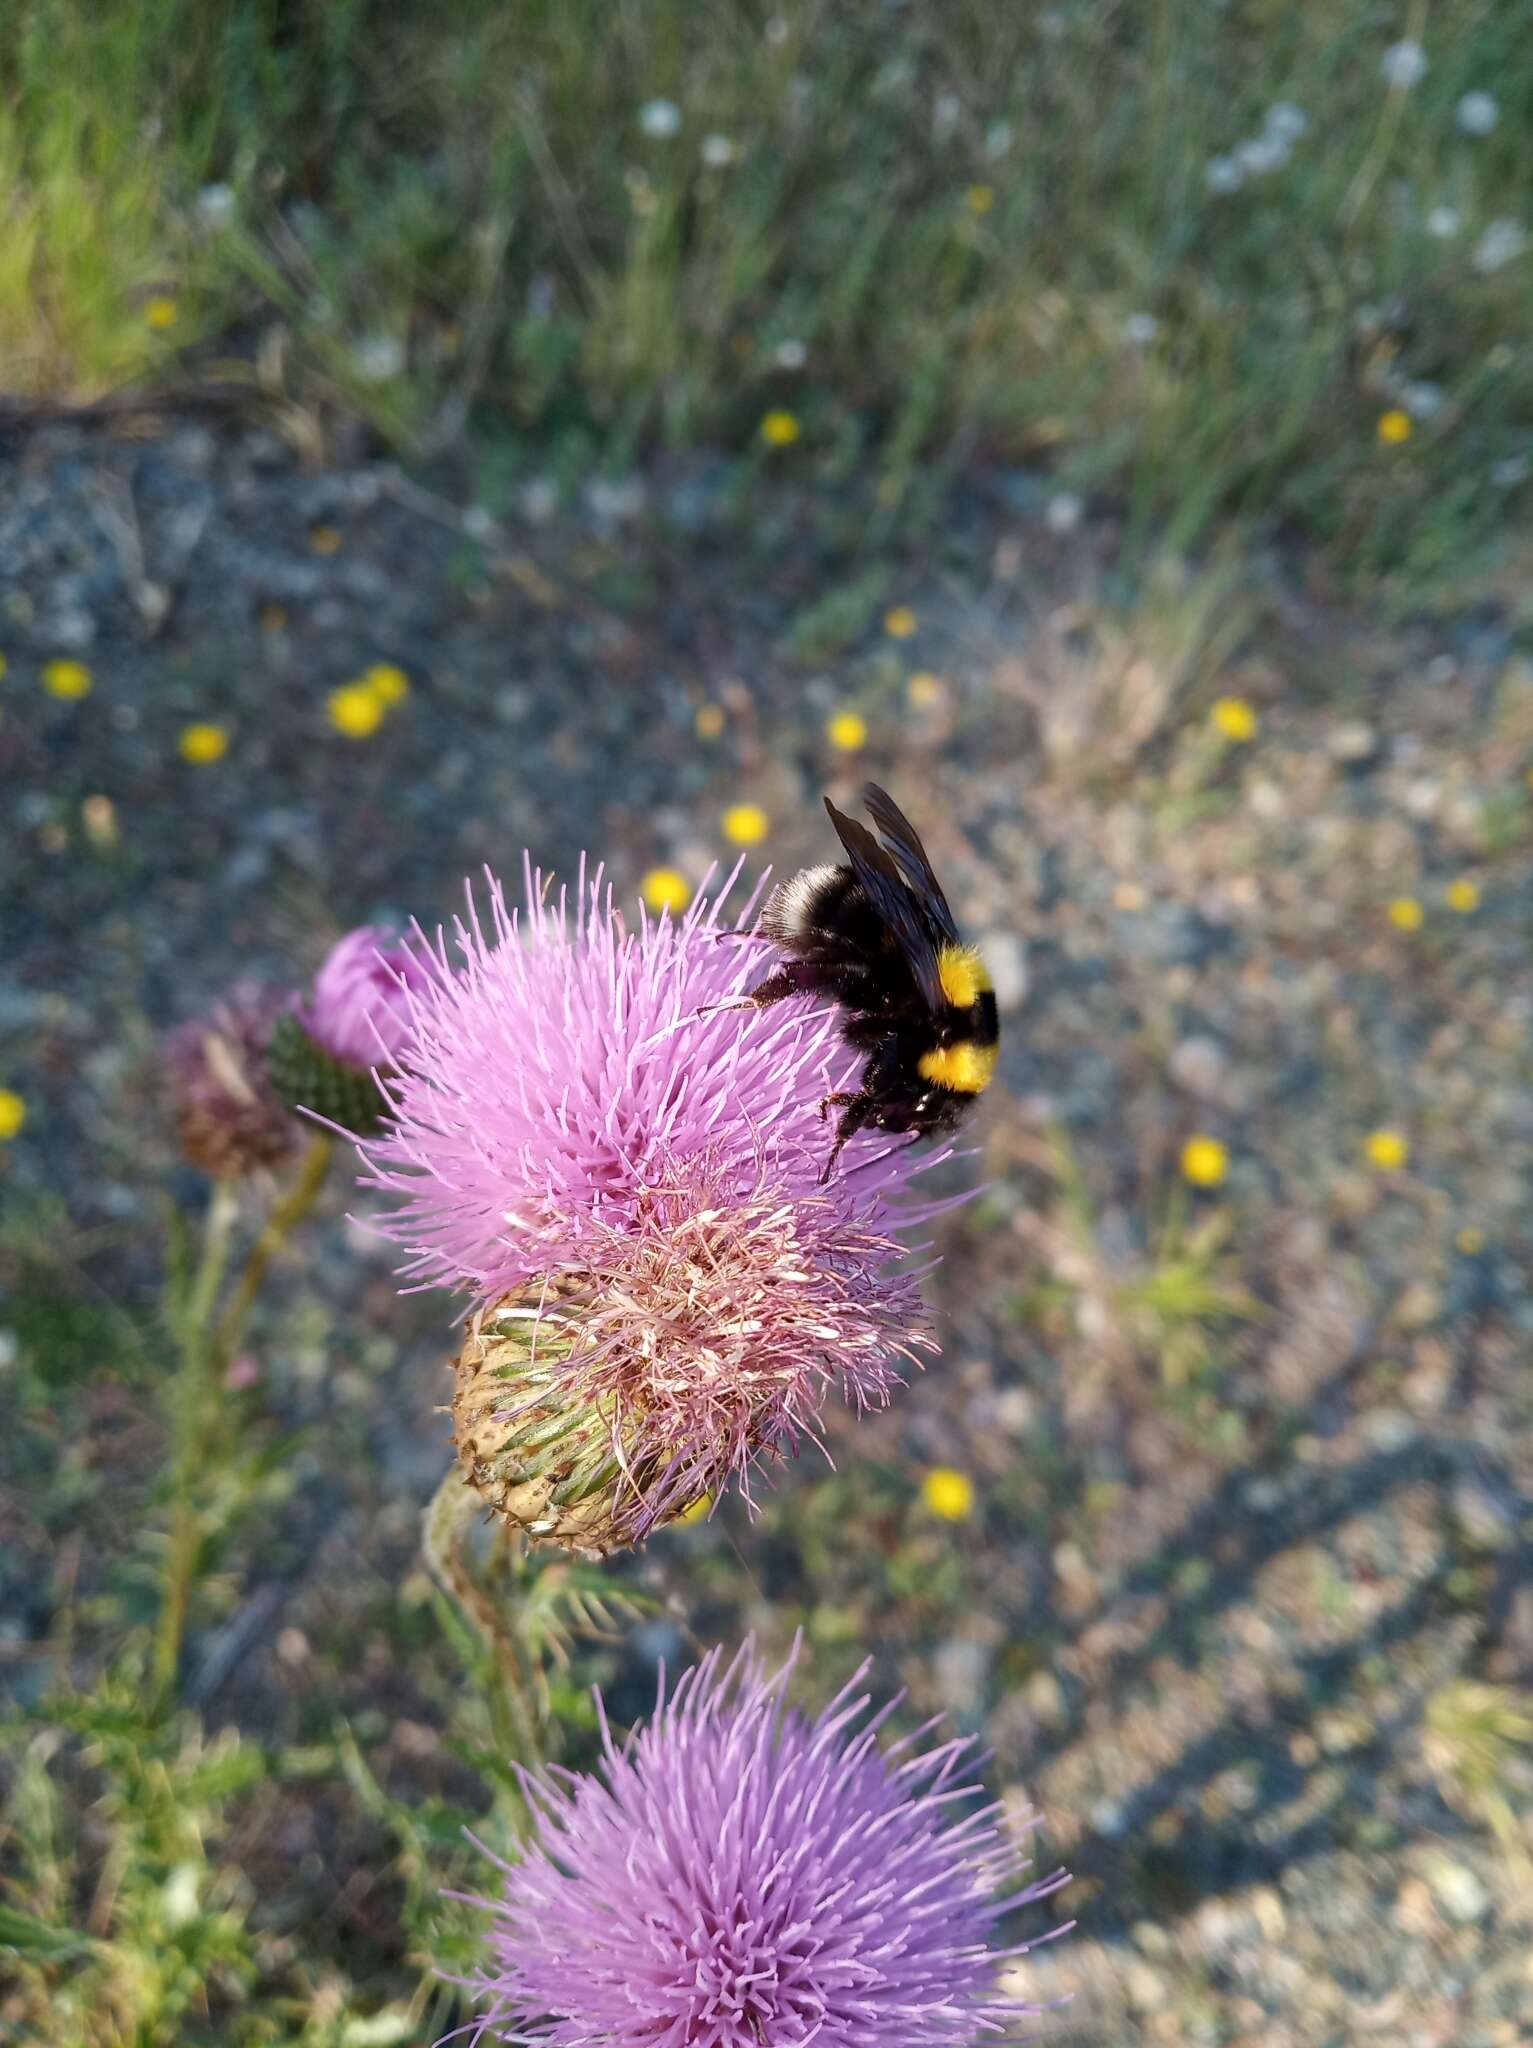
[740,782,998,1176]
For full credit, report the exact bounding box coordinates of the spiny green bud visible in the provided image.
[266,1009,390,1136]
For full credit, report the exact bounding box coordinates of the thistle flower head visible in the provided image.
[459,1640,1070,2048]
[299,925,428,1067]
[363,865,951,1541]
[269,927,431,1136]
[167,985,298,1179]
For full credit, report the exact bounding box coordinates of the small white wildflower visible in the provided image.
[639,98,682,139]
[195,182,236,230]
[932,91,961,143]
[1487,343,1515,371]
[1456,92,1498,136]
[985,119,1014,160]
[1402,380,1444,420]
[162,1863,201,1930]
[351,333,405,385]
[1491,455,1530,488]
[773,337,808,370]
[1380,41,1428,90]
[1204,155,1244,195]
[462,505,496,542]
[586,475,647,526]
[1236,133,1291,176]
[765,15,789,45]
[521,477,560,524]
[701,133,739,168]
[1044,491,1083,535]
[1123,312,1159,345]
[0,1330,17,1370]
[1264,102,1309,142]
[1473,219,1527,275]
[1426,205,1462,240]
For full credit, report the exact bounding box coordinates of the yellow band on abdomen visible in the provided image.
[936,943,993,1010]
[917,1040,998,1094]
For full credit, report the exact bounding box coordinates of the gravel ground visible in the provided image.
[3,419,1532,2043]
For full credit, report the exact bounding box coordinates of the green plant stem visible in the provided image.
[423,1468,542,1766]
[151,1180,239,1707]
[213,1134,334,1366]
[151,1135,334,1708]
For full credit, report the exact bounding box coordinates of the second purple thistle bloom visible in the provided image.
[361,861,958,1548]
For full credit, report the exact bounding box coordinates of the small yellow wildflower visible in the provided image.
[1456,1225,1485,1256]
[310,525,343,556]
[641,867,692,915]
[327,683,385,738]
[907,672,944,708]
[42,659,92,700]
[179,722,229,764]
[1387,896,1424,932]
[920,1468,976,1521]
[364,662,409,705]
[760,410,801,448]
[1180,1135,1229,1189]
[965,184,996,216]
[722,803,770,847]
[1445,878,1480,913]
[0,1089,26,1141]
[826,710,868,752]
[678,1492,713,1525]
[1377,409,1413,446]
[694,702,726,739]
[884,606,918,640]
[1211,695,1259,742]
[144,295,179,331]
[1365,1128,1409,1171]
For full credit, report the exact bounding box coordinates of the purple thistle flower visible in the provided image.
[457,1640,1071,2048]
[298,925,430,1068]
[268,926,434,1138]
[167,984,298,1180]
[361,864,953,1542]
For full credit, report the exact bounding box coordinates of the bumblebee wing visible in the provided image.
[824,796,945,1011]
[861,783,961,944]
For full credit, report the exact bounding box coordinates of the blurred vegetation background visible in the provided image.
[4,0,1533,590]
[5,3,1533,2044]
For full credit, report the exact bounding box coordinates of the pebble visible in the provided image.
[932,1636,990,1717]
[1328,719,1380,765]
[1451,1476,1516,1549]
[1168,1034,1232,1102]
[1426,1858,1491,1925]
[975,928,1028,1011]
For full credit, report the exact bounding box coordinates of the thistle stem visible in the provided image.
[214,1134,334,1366]
[151,1134,334,1708]
[151,1180,239,1706]
[423,1468,542,1768]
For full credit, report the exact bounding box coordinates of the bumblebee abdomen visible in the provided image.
[916,1039,998,1095]
[935,943,994,1013]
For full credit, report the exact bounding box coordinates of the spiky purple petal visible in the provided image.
[458,1641,1070,2048]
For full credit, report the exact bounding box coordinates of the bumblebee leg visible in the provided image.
[696,961,822,1020]
[819,1092,878,1182]
[818,1090,858,1124]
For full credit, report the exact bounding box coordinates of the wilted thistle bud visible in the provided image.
[363,865,952,1550]
[267,926,427,1137]
[450,1288,691,1559]
[167,986,298,1180]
